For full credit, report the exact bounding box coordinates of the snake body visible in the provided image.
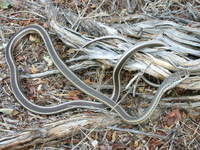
[6,24,190,124]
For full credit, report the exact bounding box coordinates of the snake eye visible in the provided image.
[181,75,186,78]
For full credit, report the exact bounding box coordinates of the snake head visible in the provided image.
[166,69,190,89]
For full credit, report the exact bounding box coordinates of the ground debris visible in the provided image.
[0,0,199,149]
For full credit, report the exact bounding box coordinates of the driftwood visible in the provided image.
[47,7,200,89]
[0,113,121,150]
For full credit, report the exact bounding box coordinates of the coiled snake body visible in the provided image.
[6,24,190,124]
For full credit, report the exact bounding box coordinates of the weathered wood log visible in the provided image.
[0,113,121,150]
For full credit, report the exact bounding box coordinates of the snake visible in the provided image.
[6,24,190,124]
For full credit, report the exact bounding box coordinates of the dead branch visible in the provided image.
[0,113,121,150]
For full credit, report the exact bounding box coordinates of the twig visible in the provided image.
[20,60,99,79]
[107,126,169,139]
[82,35,129,48]
[126,0,134,14]
[9,11,46,19]
[34,1,61,12]
[96,65,106,92]
[161,95,200,102]
[71,0,92,30]
[0,14,29,21]
[87,0,106,17]
[20,70,60,79]
[159,102,200,109]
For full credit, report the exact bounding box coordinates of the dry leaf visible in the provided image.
[162,109,182,127]
[29,35,40,43]
[30,65,38,74]
[173,109,182,120]
[112,131,116,142]
[111,143,127,149]
[83,79,91,84]
[35,78,46,84]
[68,49,75,54]
[15,56,25,62]
[106,130,112,140]
[134,140,139,147]
[29,86,35,94]
[167,111,175,117]
[187,110,200,121]
[44,55,53,66]
[150,138,163,148]
[37,90,46,94]
[166,117,175,127]
[0,108,19,115]
[37,84,42,91]
[43,22,48,28]
[91,140,98,148]
[67,90,82,100]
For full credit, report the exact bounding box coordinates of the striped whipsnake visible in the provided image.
[6,24,190,124]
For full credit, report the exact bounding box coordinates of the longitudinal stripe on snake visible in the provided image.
[6,24,190,124]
